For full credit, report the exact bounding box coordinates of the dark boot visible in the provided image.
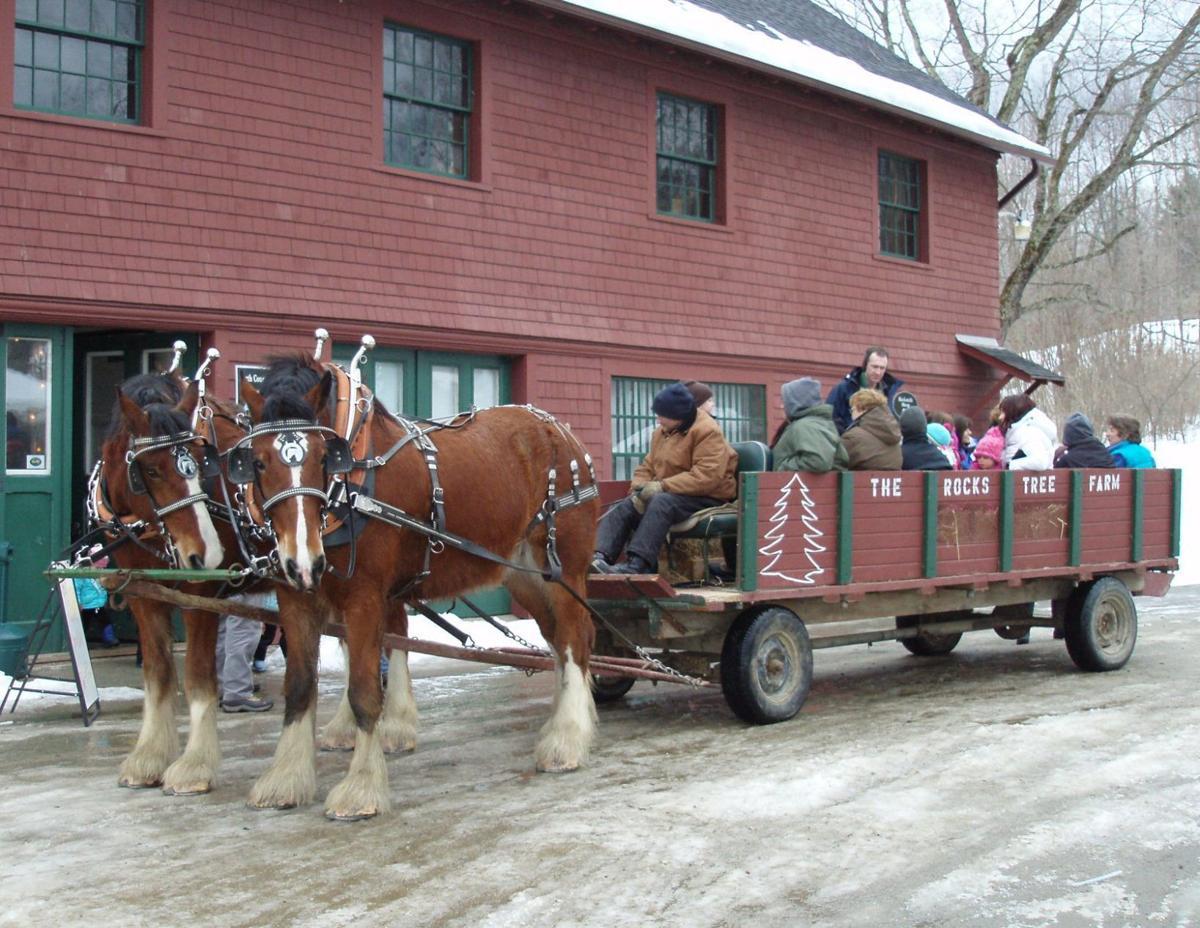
[591,552,616,574]
[612,554,656,575]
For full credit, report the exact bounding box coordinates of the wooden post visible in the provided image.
[999,471,1014,572]
[1131,469,1144,562]
[837,471,854,585]
[1068,470,1082,566]
[739,472,759,593]
[922,471,938,579]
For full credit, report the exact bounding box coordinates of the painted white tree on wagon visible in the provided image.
[759,473,827,585]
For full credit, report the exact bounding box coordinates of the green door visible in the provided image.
[333,345,511,617]
[1,325,73,647]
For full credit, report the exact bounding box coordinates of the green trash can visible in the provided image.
[0,543,25,678]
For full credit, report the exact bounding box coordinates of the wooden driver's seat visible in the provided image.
[666,440,771,577]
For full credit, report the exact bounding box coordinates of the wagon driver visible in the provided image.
[826,346,905,433]
[591,382,738,575]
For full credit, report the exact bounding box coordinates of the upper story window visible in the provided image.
[14,0,143,123]
[383,24,472,179]
[878,151,924,260]
[656,92,718,222]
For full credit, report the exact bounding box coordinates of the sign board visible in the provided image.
[54,565,101,723]
[891,391,918,417]
[234,365,269,405]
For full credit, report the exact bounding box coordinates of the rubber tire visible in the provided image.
[591,675,636,703]
[1064,577,1137,672]
[720,605,813,725]
[900,630,963,656]
[896,612,964,656]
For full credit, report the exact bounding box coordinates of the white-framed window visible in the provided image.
[6,336,52,472]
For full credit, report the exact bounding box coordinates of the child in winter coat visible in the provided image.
[1054,412,1115,468]
[972,426,1005,469]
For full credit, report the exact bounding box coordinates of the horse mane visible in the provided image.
[108,372,191,439]
[259,353,324,421]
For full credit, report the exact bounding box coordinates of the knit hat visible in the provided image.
[973,426,1005,464]
[781,377,822,419]
[684,380,713,408]
[652,382,696,421]
[899,406,928,441]
[927,423,952,446]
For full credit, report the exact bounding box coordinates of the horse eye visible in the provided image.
[254,459,267,473]
[144,467,161,479]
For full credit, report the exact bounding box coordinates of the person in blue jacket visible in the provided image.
[826,347,904,433]
[1104,416,1156,468]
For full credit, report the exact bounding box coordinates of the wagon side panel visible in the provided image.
[751,471,840,589]
[936,472,1001,578]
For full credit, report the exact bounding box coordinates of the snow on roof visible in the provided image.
[531,0,1052,162]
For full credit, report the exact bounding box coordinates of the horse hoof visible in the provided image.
[317,740,355,753]
[118,777,163,789]
[381,739,416,755]
[162,783,212,797]
[535,760,581,774]
[246,799,298,811]
[325,807,380,822]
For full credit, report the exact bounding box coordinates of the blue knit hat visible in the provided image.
[653,382,696,420]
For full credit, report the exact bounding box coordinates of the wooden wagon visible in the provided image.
[586,466,1181,723]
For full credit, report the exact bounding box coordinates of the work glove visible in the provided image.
[638,481,664,502]
[630,488,646,514]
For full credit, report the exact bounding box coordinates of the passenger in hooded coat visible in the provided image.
[772,377,849,473]
[900,406,953,471]
[1054,412,1115,468]
[840,388,902,470]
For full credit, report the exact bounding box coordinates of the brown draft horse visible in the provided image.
[101,371,418,800]
[238,355,599,820]
[98,371,231,794]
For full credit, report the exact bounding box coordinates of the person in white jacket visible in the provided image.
[999,395,1057,471]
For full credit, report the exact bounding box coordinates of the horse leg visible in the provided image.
[247,601,321,810]
[324,590,390,821]
[378,605,417,754]
[118,601,180,788]
[162,608,221,795]
[506,561,596,772]
[318,640,356,752]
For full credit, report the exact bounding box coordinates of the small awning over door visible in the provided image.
[956,334,1064,418]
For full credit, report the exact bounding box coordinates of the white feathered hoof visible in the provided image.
[246,765,317,811]
[118,750,170,789]
[377,714,417,755]
[161,756,216,796]
[323,728,391,821]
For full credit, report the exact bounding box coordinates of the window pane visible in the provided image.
[430,365,459,419]
[34,31,58,68]
[16,0,37,21]
[375,360,405,414]
[14,67,32,105]
[473,368,499,409]
[40,0,65,27]
[64,0,90,32]
[7,337,51,472]
[85,352,123,470]
[142,348,174,374]
[15,28,33,66]
[33,70,59,109]
[93,0,117,36]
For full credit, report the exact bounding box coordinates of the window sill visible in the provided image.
[647,212,735,235]
[873,252,933,271]
[373,163,492,193]
[4,107,168,138]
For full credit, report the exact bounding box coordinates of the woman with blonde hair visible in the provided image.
[841,389,901,470]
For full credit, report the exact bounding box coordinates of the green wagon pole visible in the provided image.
[44,567,252,584]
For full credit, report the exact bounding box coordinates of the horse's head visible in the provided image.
[103,373,225,569]
[233,357,351,592]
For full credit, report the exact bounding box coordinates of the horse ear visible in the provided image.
[304,370,335,423]
[175,380,200,418]
[117,388,151,435]
[242,381,265,422]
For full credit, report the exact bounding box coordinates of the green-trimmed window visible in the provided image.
[656,92,717,221]
[878,151,923,260]
[611,377,765,479]
[383,24,472,178]
[15,0,143,122]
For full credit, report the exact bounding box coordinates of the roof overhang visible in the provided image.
[957,334,1064,385]
[525,0,1054,163]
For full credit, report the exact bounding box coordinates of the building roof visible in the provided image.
[956,335,1065,385]
[528,0,1052,162]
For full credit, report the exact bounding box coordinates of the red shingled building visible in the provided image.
[0,0,1048,629]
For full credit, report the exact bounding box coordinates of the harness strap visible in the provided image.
[406,599,473,647]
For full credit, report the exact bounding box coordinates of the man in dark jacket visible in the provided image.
[772,377,848,473]
[592,382,738,575]
[900,406,952,471]
[826,347,904,433]
[1054,412,1115,468]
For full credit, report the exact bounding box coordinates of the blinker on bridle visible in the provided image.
[226,419,353,514]
[125,430,221,515]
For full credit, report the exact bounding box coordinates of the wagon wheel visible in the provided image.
[993,602,1035,640]
[1064,577,1137,672]
[591,674,636,703]
[896,613,964,656]
[720,605,812,725]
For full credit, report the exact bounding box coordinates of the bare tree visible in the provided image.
[817,0,1200,335]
